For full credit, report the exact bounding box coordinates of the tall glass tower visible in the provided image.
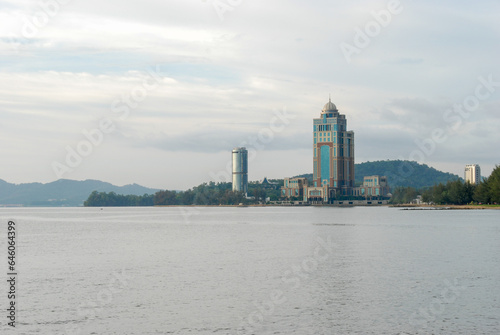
[312,98,355,196]
[232,147,248,194]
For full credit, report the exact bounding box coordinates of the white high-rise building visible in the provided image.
[232,147,248,193]
[465,164,481,185]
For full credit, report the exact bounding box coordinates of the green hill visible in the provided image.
[293,160,461,189]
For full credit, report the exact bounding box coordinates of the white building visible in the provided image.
[232,147,248,193]
[465,164,481,185]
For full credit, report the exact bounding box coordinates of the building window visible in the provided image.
[321,145,330,186]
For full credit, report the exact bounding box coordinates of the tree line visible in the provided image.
[390,165,500,205]
[84,191,154,206]
[83,166,500,206]
[84,180,283,206]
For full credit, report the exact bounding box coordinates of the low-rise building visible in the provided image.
[354,175,391,198]
[281,175,390,204]
[304,186,329,203]
[260,177,279,189]
[281,177,308,198]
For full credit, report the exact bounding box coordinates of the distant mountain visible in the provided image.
[0,179,160,207]
[293,160,461,189]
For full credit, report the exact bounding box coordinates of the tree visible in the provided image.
[179,190,195,205]
[389,186,418,204]
[431,183,448,204]
[84,191,154,206]
[447,180,472,205]
[473,179,490,204]
[488,165,500,204]
[463,182,475,204]
[421,187,432,203]
[253,188,267,203]
[403,187,418,204]
[154,190,178,205]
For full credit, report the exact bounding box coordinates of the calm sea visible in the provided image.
[1,206,499,334]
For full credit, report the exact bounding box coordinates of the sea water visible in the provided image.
[0,206,499,334]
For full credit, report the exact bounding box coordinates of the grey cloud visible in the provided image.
[118,129,310,153]
[1,0,500,188]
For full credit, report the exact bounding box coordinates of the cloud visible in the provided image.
[118,128,310,153]
[0,0,499,188]
[381,98,451,132]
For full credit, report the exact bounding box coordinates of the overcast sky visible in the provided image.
[1,0,499,190]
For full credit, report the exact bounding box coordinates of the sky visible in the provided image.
[0,0,499,190]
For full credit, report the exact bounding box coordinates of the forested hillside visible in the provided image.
[294,160,460,189]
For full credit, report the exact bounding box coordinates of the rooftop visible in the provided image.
[322,97,337,112]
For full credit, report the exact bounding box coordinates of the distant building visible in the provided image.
[281,177,308,198]
[354,175,391,198]
[281,97,391,205]
[411,195,423,205]
[303,98,355,203]
[282,175,390,202]
[465,164,481,185]
[260,177,278,189]
[232,147,248,193]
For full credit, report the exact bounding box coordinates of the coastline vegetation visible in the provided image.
[295,160,461,188]
[84,180,283,207]
[84,164,499,207]
[390,165,500,205]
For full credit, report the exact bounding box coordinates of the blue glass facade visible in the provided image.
[321,145,330,185]
[310,99,355,202]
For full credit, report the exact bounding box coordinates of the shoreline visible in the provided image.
[390,204,500,210]
[155,203,500,209]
